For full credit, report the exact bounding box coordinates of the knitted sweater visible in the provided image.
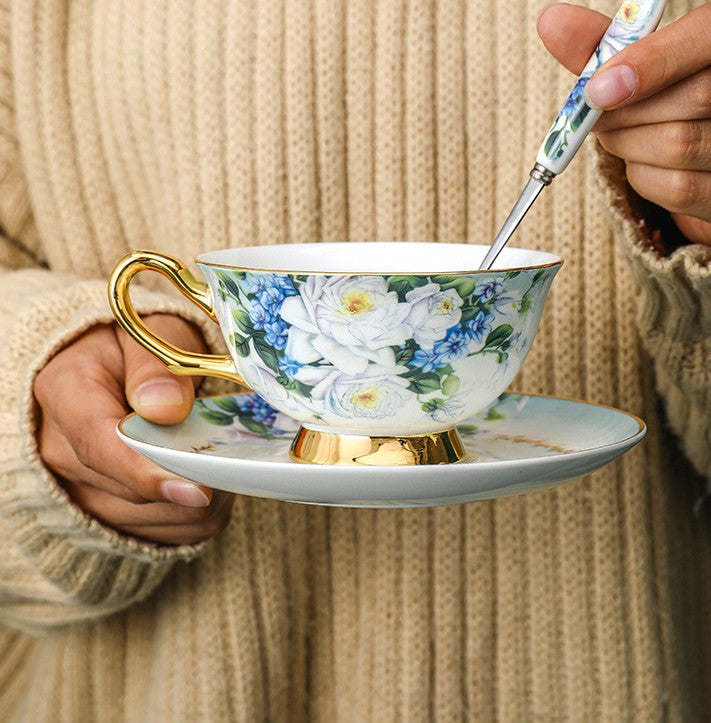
[0,0,709,720]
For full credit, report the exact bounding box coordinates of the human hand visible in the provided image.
[34,315,234,545]
[538,3,711,246]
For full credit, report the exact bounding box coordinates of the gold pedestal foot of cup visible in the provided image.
[289,427,467,466]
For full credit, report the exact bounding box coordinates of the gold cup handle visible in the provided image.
[108,250,245,384]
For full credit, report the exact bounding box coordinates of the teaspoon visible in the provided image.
[479,0,668,270]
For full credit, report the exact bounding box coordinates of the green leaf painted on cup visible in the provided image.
[441,374,460,397]
[253,335,281,373]
[217,272,242,298]
[421,397,446,413]
[519,294,532,315]
[460,303,487,323]
[231,307,253,335]
[532,268,549,286]
[233,335,251,358]
[408,373,442,395]
[278,377,314,398]
[485,324,513,349]
[395,345,416,365]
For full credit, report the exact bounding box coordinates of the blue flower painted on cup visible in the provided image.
[410,348,445,374]
[278,355,303,380]
[466,310,494,344]
[474,278,504,302]
[432,328,471,365]
[244,273,297,350]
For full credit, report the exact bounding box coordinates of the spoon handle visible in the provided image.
[478,0,667,271]
[537,0,667,176]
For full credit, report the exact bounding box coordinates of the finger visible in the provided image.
[596,120,711,171]
[593,68,711,132]
[118,521,230,546]
[114,493,233,546]
[35,329,212,505]
[586,5,711,110]
[118,314,207,426]
[62,478,232,529]
[538,4,611,75]
[669,215,711,247]
[625,163,711,222]
[39,417,147,503]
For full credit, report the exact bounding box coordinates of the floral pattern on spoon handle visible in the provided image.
[537,0,667,175]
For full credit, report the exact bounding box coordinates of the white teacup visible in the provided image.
[109,242,561,465]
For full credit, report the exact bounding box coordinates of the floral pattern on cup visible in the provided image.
[197,392,523,441]
[206,266,555,433]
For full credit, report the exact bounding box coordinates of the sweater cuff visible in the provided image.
[594,146,711,488]
[0,270,225,629]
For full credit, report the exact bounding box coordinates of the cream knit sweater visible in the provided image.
[0,1,709,721]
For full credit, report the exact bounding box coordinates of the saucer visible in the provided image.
[117,392,645,507]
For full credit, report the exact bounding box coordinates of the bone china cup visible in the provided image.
[109,242,562,466]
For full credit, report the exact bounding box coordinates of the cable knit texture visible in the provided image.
[0,1,709,721]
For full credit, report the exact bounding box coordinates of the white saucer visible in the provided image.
[117,392,645,508]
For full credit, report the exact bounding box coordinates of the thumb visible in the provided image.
[118,314,207,424]
[537,4,611,76]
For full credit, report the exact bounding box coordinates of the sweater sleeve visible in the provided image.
[0,270,225,634]
[0,3,214,634]
[594,146,711,491]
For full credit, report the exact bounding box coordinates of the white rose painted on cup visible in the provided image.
[241,351,302,414]
[404,283,463,351]
[279,276,411,375]
[309,368,410,420]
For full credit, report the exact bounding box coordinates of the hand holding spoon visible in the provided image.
[479,0,668,270]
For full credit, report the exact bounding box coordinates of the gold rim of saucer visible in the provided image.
[289,427,467,466]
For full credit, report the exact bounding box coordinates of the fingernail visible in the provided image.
[585,65,637,109]
[161,480,210,507]
[135,379,186,409]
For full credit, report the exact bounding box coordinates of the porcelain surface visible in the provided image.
[200,243,561,436]
[117,392,646,508]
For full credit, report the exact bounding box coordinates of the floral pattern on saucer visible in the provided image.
[194,392,570,461]
[117,392,646,507]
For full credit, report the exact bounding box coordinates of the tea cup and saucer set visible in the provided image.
[106,2,667,507]
[108,242,645,508]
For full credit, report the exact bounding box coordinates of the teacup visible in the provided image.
[109,242,561,465]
